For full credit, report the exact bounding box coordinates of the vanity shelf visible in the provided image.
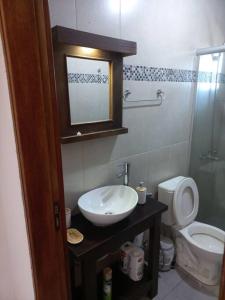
[68,197,167,300]
[61,127,128,143]
[113,266,153,300]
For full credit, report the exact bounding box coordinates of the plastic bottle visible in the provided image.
[136,181,147,205]
[133,232,144,248]
[129,248,144,281]
[103,267,112,300]
[159,236,175,271]
[120,241,134,274]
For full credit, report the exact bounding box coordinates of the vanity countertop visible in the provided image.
[68,197,167,260]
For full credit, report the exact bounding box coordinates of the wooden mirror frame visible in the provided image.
[52,26,136,143]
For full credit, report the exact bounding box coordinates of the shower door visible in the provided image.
[190,52,225,230]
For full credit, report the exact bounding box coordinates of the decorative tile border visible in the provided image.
[217,73,225,84]
[68,73,109,84]
[197,71,213,83]
[123,65,196,82]
[68,66,225,84]
[123,64,225,83]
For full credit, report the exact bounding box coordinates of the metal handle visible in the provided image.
[123,89,165,107]
[200,151,219,161]
[53,202,61,230]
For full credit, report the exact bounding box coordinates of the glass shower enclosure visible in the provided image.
[190,49,225,230]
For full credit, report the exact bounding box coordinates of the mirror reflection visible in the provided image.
[66,56,111,124]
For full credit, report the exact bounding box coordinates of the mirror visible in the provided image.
[66,57,111,124]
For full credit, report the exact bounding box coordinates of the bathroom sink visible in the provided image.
[78,185,138,226]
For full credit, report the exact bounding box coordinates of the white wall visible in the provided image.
[0,36,34,300]
[48,0,225,209]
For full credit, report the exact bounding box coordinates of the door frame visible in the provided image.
[220,250,225,300]
[0,0,70,299]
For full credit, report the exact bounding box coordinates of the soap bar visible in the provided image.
[67,228,84,244]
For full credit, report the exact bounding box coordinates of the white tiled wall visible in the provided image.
[48,0,225,209]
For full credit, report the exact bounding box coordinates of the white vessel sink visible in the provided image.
[78,185,138,226]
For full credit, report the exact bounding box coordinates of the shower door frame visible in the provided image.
[193,48,225,299]
[220,253,225,299]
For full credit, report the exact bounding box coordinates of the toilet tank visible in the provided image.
[158,176,185,226]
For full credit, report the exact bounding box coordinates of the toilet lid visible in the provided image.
[173,178,199,227]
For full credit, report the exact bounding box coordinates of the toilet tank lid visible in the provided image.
[158,176,186,192]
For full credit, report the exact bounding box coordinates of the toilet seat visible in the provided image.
[173,177,199,227]
[179,221,225,255]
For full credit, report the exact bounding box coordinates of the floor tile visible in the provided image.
[153,268,218,300]
[167,279,217,300]
[159,269,184,289]
[163,292,180,300]
[153,269,183,300]
[183,273,219,298]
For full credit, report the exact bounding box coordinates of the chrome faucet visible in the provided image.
[117,162,130,186]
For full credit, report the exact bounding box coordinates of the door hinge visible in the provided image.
[53,202,60,230]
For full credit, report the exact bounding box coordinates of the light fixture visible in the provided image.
[121,0,138,14]
[79,47,96,55]
[108,0,120,14]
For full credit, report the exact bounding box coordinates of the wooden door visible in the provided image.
[0,0,70,299]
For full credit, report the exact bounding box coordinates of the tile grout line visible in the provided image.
[158,269,188,300]
[74,0,78,29]
[108,139,189,163]
[160,279,184,300]
[119,0,122,39]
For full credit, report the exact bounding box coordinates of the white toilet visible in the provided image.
[158,176,225,286]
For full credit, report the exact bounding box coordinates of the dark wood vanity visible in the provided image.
[68,197,167,300]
